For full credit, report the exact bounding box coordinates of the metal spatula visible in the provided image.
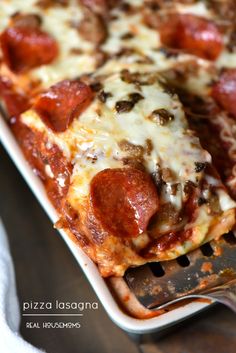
[125,231,236,312]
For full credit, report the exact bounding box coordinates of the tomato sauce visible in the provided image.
[10,116,72,210]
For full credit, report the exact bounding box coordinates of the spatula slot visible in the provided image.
[223,232,236,245]
[149,262,165,277]
[200,243,214,257]
[125,237,236,310]
[176,255,190,267]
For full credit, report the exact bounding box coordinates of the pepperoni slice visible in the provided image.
[0,26,58,73]
[90,168,159,238]
[0,77,30,116]
[159,14,223,60]
[34,79,93,132]
[211,69,236,119]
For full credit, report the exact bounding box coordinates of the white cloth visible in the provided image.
[0,219,45,353]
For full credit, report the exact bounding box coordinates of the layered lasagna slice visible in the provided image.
[10,71,236,277]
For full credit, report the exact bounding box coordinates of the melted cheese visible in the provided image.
[1,0,236,94]
[101,1,236,94]
[0,0,96,87]
[176,2,212,18]
[21,72,235,218]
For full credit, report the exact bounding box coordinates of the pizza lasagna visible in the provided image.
[0,0,236,278]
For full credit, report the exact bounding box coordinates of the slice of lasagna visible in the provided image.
[11,71,236,277]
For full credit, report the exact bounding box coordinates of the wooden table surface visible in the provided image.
[1,144,236,353]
